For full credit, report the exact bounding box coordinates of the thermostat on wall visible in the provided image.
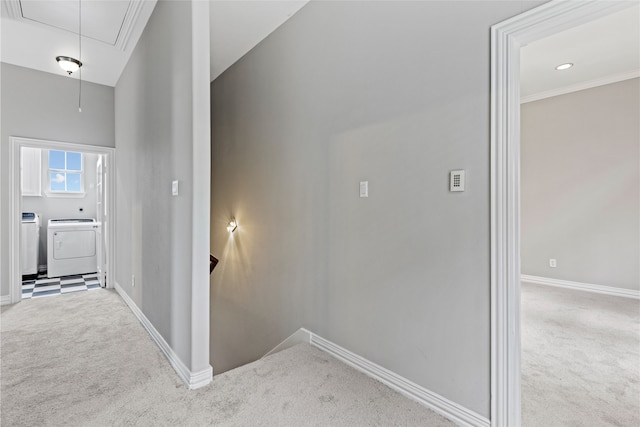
[450,170,465,192]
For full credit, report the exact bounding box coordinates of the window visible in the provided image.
[48,150,83,193]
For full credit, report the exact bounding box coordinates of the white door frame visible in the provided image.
[490,1,635,426]
[9,136,117,304]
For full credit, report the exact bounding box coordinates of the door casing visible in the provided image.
[490,1,636,426]
[9,136,116,303]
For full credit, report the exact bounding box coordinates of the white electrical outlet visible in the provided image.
[132,275,136,287]
[549,259,557,268]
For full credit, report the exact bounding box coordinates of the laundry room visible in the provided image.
[21,146,103,298]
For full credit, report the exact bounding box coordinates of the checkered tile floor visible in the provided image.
[22,273,102,299]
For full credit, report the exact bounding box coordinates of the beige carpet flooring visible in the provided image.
[521,282,640,426]
[1,289,453,426]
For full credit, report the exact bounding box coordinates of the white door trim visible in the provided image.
[490,1,636,426]
[9,137,117,303]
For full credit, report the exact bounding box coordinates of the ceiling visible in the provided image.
[521,4,640,103]
[1,0,157,87]
[0,0,308,87]
[210,1,308,81]
[1,1,638,92]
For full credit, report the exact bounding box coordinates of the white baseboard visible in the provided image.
[1,295,11,306]
[114,282,212,389]
[521,275,640,299]
[262,328,312,359]
[306,330,489,427]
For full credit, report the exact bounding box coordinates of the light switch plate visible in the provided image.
[172,180,179,196]
[360,181,369,198]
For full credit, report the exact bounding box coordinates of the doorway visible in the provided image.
[8,137,116,304]
[490,1,637,426]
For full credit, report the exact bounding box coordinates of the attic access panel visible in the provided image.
[19,0,131,46]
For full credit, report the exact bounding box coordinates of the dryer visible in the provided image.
[47,219,98,278]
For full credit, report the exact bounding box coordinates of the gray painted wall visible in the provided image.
[22,149,100,268]
[210,0,544,417]
[115,0,209,371]
[521,78,640,290]
[1,63,114,296]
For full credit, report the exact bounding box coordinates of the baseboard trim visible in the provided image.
[308,331,489,427]
[114,282,212,389]
[262,328,312,359]
[0,295,11,306]
[189,365,214,390]
[521,275,640,299]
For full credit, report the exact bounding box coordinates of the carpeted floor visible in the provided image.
[1,289,453,426]
[521,282,640,427]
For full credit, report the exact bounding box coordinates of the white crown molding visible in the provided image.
[115,282,213,390]
[2,0,22,19]
[308,331,489,427]
[521,69,640,104]
[3,0,153,51]
[521,275,640,299]
[114,0,146,51]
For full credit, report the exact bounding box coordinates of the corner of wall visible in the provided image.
[114,282,213,389]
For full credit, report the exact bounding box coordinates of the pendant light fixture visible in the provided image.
[55,0,83,112]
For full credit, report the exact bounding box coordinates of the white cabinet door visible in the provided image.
[21,147,41,196]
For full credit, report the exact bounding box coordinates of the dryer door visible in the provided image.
[52,230,96,259]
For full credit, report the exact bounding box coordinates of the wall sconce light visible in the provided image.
[227,218,238,233]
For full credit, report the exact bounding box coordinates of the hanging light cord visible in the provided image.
[78,0,82,112]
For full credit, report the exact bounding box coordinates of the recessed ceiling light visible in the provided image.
[555,63,573,71]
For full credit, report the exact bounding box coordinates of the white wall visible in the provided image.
[210,0,545,418]
[115,0,210,376]
[521,78,640,290]
[22,149,100,270]
[1,63,114,296]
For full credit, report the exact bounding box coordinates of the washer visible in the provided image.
[21,212,40,276]
[47,219,98,278]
